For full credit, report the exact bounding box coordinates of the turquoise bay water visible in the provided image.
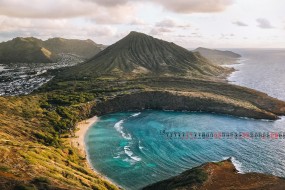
[86,111,285,190]
[86,49,285,189]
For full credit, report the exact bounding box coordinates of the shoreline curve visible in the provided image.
[70,116,121,189]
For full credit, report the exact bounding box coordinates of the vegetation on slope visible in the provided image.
[0,37,53,63]
[0,95,118,190]
[37,76,285,120]
[44,38,105,60]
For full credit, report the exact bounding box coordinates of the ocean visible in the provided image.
[86,49,285,190]
[0,65,6,71]
[228,49,285,101]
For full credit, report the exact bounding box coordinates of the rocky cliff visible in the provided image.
[143,158,285,190]
[91,78,285,120]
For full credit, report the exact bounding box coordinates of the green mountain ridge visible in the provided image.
[44,38,105,60]
[60,31,230,79]
[0,37,53,63]
[0,37,105,64]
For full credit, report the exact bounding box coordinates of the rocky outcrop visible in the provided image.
[143,158,285,190]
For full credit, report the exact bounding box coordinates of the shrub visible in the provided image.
[32,177,50,184]
[0,165,9,172]
[14,184,36,190]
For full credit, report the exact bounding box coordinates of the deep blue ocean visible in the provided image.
[86,49,285,190]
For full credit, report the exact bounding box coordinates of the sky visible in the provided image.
[0,0,285,48]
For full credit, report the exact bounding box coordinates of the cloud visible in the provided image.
[0,15,116,43]
[220,33,235,40]
[0,0,234,19]
[0,0,136,24]
[83,0,234,14]
[0,16,74,32]
[151,0,234,13]
[89,5,136,24]
[84,0,129,7]
[232,21,248,27]
[176,33,203,38]
[0,0,95,18]
[155,19,191,28]
[80,25,117,37]
[149,27,172,35]
[129,18,147,25]
[156,19,177,27]
[256,18,274,29]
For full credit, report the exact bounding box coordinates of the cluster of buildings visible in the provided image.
[0,53,84,96]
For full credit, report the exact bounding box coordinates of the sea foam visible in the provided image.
[138,140,144,150]
[114,120,132,140]
[223,156,244,173]
[114,119,141,163]
[131,112,141,117]
[124,146,142,162]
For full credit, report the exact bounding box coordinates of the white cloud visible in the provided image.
[175,33,203,38]
[84,0,129,7]
[151,0,234,13]
[220,33,235,40]
[129,18,147,25]
[156,19,177,27]
[83,0,234,14]
[150,27,172,35]
[0,0,95,18]
[232,21,248,27]
[256,18,274,29]
[0,0,234,19]
[89,5,136,24]
[155,19,191,28]
[0,0,136,25]
[0,16,74,32]
[0,15,116,43]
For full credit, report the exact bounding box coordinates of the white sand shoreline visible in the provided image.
[70,116,121,188]
[71,116,98,155]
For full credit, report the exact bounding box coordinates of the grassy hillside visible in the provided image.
[0,37,52,63]
[44,38,105,60]
[0,95,118,190]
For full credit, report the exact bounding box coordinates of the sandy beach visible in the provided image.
[71,116,98,155]
[70,116,121,188]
